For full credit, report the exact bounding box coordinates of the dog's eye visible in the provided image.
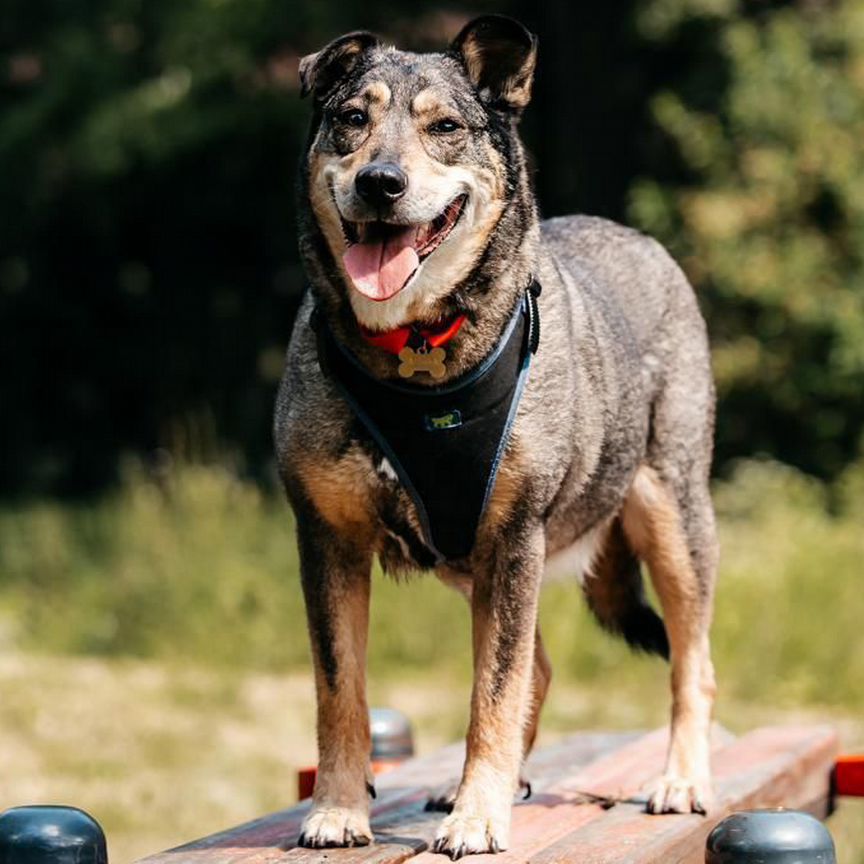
[428,118,462,135]
[338,108,369,128]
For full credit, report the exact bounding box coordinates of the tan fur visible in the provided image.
[501,54,536,109]
[411,88,443,118]
[299,447,435,575]
[458,36,536,108]
[411,88,460,122]
[309,96,508,332]
[546,519,612,584]
[522,629,551,756]
[299,39,373,97]
[621,465,716,813]
[299,448,376,539]
[481,444,526,531]
[438,570,551,761]
[581,518,633,616]
[286,19,718,855]
[307,79,396,276]
[303,568,374,845]
[363,80,391,108]
[437,526,545,853]
[459,43,486,96]
[308,145,354,273]
[345,170,505,331]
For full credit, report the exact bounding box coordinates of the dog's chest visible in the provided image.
[374,457,441,572]
[314,294,536,563]
[302,443,436,571]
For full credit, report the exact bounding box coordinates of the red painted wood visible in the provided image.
[835,753,864,797]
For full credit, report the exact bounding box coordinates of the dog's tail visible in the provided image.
[582,519,670,659]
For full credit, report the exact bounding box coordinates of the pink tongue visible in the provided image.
[343,227,420,301]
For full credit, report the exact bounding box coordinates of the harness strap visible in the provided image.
[314,282,541,562]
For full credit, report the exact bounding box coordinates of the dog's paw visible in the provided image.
[646,775,713,815]
[298,806,373,848]
[426,778,530,813]
[432,811,508,859]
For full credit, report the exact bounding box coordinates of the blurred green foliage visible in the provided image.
[2,0,863,494]
[3,10,864,857]
[630,0,864,478]
[0,0,498,495]
[1,459,863,714]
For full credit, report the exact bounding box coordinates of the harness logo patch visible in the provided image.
[425,409,462,431]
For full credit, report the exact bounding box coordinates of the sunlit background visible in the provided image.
[2,1,864,861]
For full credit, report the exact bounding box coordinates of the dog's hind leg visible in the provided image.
[294,506,375,848]
[432,527,545,856]
[522,628,552,760]
[582,517,669,658]
[622,464,717,814]
[428,573,552,813]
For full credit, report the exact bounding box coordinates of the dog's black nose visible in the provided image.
[355,162,408,206]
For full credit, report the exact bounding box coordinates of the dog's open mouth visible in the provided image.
[341,195,467,302]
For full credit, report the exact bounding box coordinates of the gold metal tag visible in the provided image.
[398,346,446,379]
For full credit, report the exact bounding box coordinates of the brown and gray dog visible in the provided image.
[274,15,718,859]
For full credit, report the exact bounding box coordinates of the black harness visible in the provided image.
[314,282,541,563]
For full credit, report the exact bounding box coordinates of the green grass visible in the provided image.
[1,457,864,861]
[2,457,863,710]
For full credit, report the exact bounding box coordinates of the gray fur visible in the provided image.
[276,214,714,575]
[274,15,717,856]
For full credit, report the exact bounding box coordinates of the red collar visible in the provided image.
[360,314,467,355]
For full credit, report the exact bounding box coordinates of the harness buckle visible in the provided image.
[526,283,541,355]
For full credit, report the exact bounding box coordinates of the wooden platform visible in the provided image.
[135,725,838,864]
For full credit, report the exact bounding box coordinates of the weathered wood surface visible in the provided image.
[135,725,838,864]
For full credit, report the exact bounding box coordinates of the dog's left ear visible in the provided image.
[299,31,381,101]
[451,15,537,111]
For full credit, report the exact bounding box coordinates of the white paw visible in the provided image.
[646,774,713,815]
[432,811,509,859]
[426,778,531,813]
[298,806,373,848]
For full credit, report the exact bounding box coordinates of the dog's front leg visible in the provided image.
[295,510,374,848]
[434,525,544,859]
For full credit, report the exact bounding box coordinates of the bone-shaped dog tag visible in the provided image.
[398,346,447,379]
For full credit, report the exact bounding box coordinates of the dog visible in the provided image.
[274,15,718,858]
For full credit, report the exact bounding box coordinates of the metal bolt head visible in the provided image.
[706,809,836,863]
[370,707,414,761]
[0,806,108,864]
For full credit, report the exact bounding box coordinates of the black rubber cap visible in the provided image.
[706,810,836,863]
[0,806,108,864]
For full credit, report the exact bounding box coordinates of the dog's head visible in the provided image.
[299,16,538,332]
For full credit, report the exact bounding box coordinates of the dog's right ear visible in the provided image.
[299,31,381,102]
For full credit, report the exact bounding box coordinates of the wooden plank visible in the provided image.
[408,727,736,864]
[133,745,471,864]
[135,732,636,864]
[135,726,837,864]
[527,725,838,864]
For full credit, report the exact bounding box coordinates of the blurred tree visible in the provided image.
[630,0,864,478]
[0,0,310,493]
[0,0,500,495]
[1,0,861,495]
